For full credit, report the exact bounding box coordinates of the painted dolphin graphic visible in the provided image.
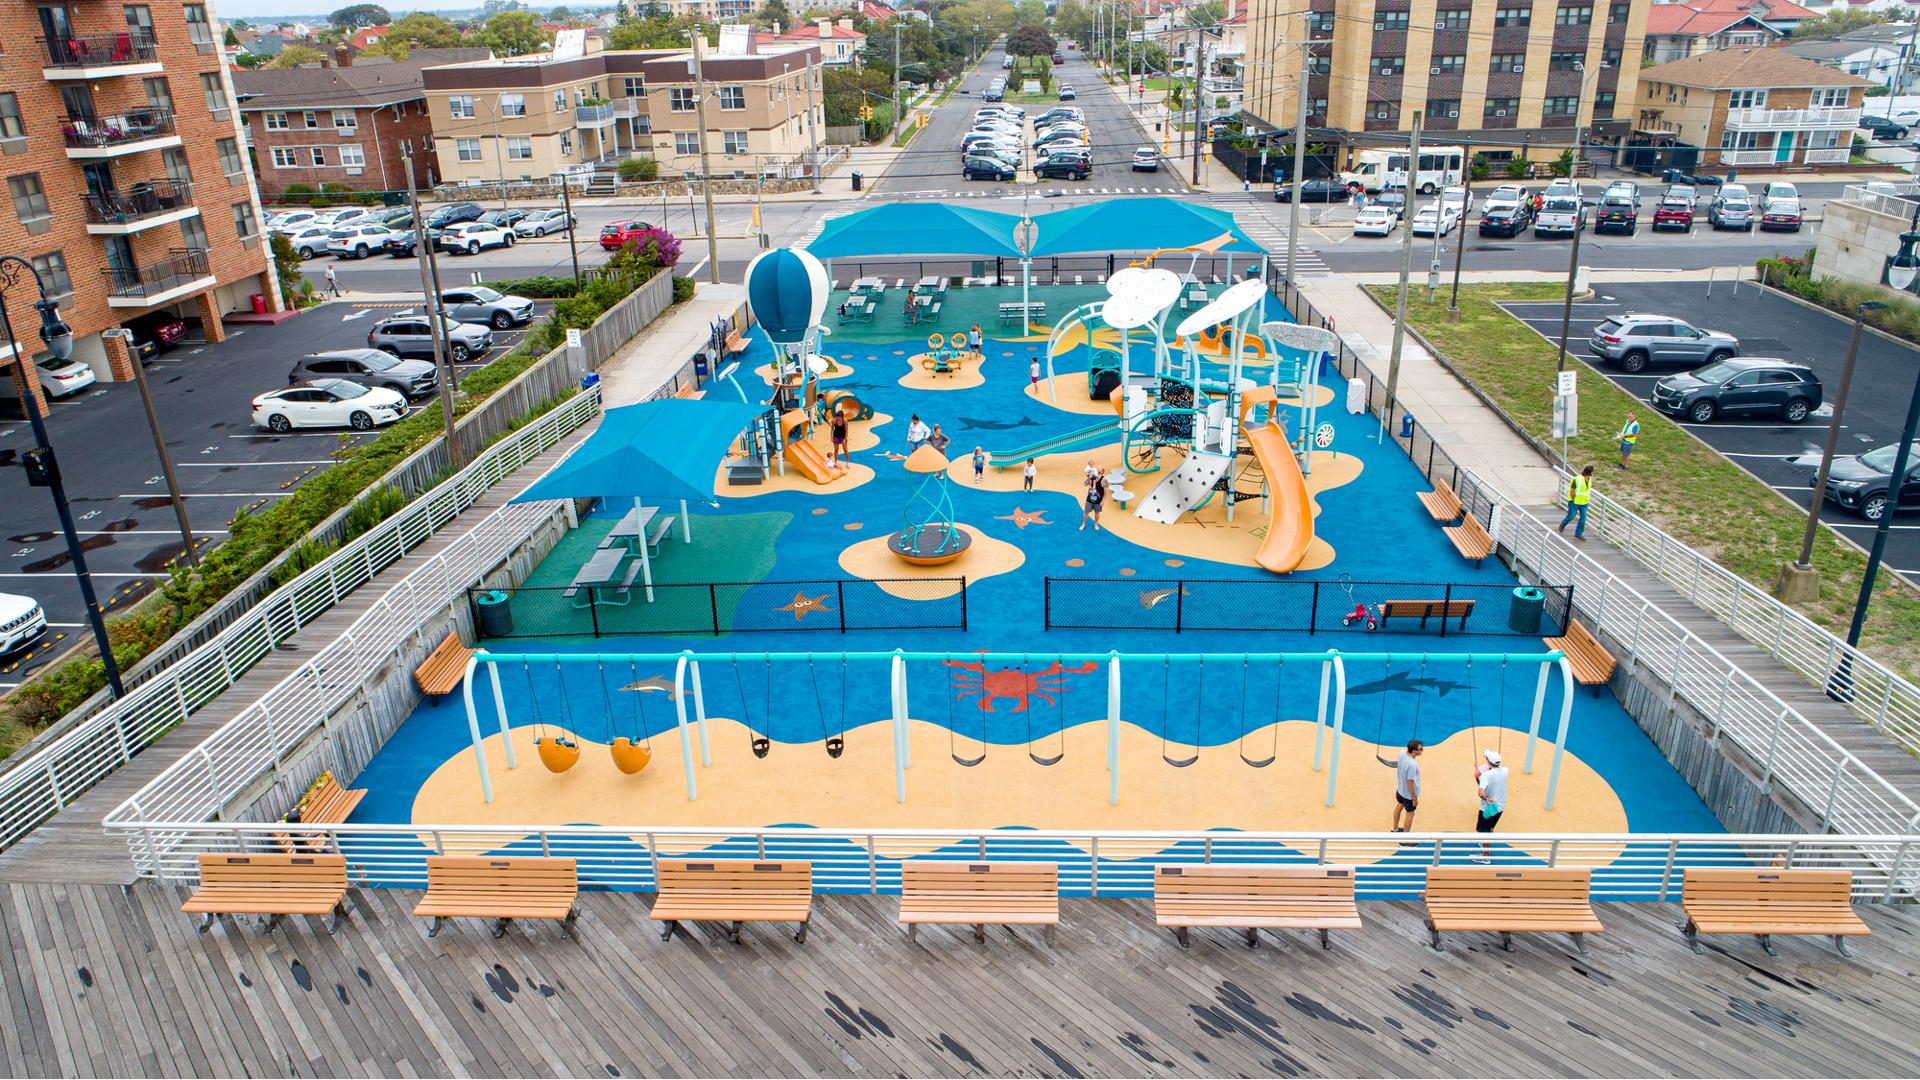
[620,676,679,699]
[1343,670,1471,698]
[1139,586,1191,610]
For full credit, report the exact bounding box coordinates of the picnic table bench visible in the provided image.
[999,300,1046,325]
[1154,865,1362,950]
[181,853,351,934]
[839,296,874,323]
[1376,599,1476,631]
[898,862,1059,944]
[1442,513,1495,567]
[1425,866,1603,954]
[1544,618,1615,696]
[564,547,638,607]
[651,859,814,943]
[1681,868,1868,957]
[1417,477,1465,523]
[414,632,472,698]
[413,856,579,938]
[644,513,677,557]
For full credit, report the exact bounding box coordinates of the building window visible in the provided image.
[164,147,190,183]
[1594,91,1615,116]
[302,110,318,129]
[623,77,646,97]
[310,147,327,166]
[674,130,700,154]
[1310,12,1334,32]
[1544,96,1579,116]
[1433,9,1471,30]
[340,144,365,167]
[718,86,746,109]
[1720,129,1758,149]
[449,96,475,119]
[723,130,749,154]
[1369,56,1401,77]
[1429,99,1461,119]
[1308,98,1328,118]
[145,77,174,114]
[1485,97,1519,119]
[1374,11,1410,30]
[270,146,299,168]
[1494,7,1531,26]
[1602,47,1622,66]
[1308,55,1331,74]
[30,253,71,301]
[1555,4,1592,26]
[265,111,289,130]
[1609,2,1629,21]
[197,74,227,118]
[1549,52,1585,72]
[455,138,481,161]
[670,87,696,112]
[506,136,533,160]
[233,201,258,240]
[332,110,357,134]
[1727,89,1767,109]
[0,94,22,142]
[1432,54,1466,73]
[1371,103,1401,123]
[184,4,213,48]
[1490,52,1525,72]
[218,137,244,178]
[1809,129,1843,149]
[124,5,154,39]
[1812,87,1850,108]
[180,216,210,255]
[9,174,50,231]
[500,94,526,117]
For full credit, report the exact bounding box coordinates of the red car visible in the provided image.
[1652,185,1695,231]
[599,219,656,250]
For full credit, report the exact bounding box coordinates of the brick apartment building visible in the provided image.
[234,47,490,198]
[1,1,276,409]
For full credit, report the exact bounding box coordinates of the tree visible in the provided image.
[756,0,791,29]
[1011,0,1047,28]
[1791,8,1901,40]
[224,26,240,47]
[483,10,552,56]
[231,18,250,29]
[268,44,328,68]
[386,12,467,49]
[481,0,526,17]
[1006,23,1054,57]
[548,5,572,19]
[329,4,390,28]
[235,51,271,68]
[358,37,412,61]
[1053,0,1091,44]
[1185,0,1226,26]
[606,14,707,49]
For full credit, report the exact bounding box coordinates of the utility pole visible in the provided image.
[1191,34,1208,187]
[1127,7,1134,101]
[1903,20,1920,97]
[121,329,195,566]
[1447,190,1469,321]
[690,31,721,284]
[486,97,509,212]
[402,146,462,468]
[558,177,582,286]
[1284,41,1310,284]
[892,23,902,142]
[805,53,822,193]
[1382,109,1422,439]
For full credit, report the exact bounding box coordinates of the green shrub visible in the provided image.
[344,484,407,538]
[1506,158,1530,179]
[617,157,659,181]
[483,275,579,298]
[673,275,695,303]
[270,538,338,587]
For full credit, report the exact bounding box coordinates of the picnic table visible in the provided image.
[914,276,948,294]
[1180,274,1208,309]
[566,547,636,608]
[603,505,659,553]
[851,276,885,295]
[839,295,875,323]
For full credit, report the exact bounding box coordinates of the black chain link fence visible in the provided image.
[1044,577,1572,638]
[469,578,967,639]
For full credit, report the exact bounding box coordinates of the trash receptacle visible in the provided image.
[851,171,863,191]
[1508,586,1545,635]
[581,371,600,391]
[475,589,513,638]
[251,293,267,314]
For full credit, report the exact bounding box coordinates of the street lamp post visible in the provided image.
[0,260,124,696]
[1829,360,1920,701]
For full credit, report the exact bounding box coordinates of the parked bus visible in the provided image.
[1340,146,1466,194]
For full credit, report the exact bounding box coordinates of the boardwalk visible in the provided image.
[0,880,1911,1077]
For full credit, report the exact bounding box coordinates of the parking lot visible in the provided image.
[1501,281,1920,585]
[0,297,546,688]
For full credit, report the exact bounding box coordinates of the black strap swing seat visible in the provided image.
[1027,654,1065,766]
[809,655,845,759]
[741,657,771,759]
[1162,657,1199,768]
[1238,657,1279,768]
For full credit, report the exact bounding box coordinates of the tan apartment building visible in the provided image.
[1244,0,1650,164]
[618,0,758,22]
[1635,48,1871,170]
[1,1,277,409]
[422,37,824,184]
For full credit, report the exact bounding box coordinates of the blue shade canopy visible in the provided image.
[1028,198,1263,256]
[510,399,766,506]
[805,203,1024,259]
[745,247,830,344]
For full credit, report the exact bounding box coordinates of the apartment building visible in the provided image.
[423,37,824,184]
[234,47,491,197]
[617,0,758,21]
[1244,0,1650,160]
[1,1,276,408]
[766,19,868,66]
[1642,0,1813,64]
[1635,47,1870,169]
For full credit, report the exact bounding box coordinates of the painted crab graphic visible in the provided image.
[943,657,1101,713]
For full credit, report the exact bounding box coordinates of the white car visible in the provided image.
[1440,186,1473,216]
[1411,205,1460,236]
[1353,206,1398,236]
[325,224,398,259]
[36,354,94,398]
[514,208,575,237]
[1481,184,1526,213]
[437,221,516,255]
[1132,146,1160,171]
[0,592,46,656]
[253,379,408,432]
[309,207,371,228]
[267,210,317,234]
[284,225,334,259]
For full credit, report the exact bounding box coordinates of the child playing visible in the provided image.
[972,446,986,482]
[1030,356,1042,387]
[1023,458,1037,492]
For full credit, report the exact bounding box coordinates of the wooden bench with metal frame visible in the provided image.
[412,856,579,939]
[1416,477,1465,523]
[1442,513,1495,567]
[1681,868,1869,957]
[1424,866,1604,955]
[1153,865,1363,950]
[898,862,1059,945]
[181,853,351,934]
[1544,618,1615,696]
[1376,599,1476,631]
[651,859,814,944]
[414,632,472,698]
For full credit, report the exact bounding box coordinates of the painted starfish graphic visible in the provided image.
[995,507,1051,529]
[776,590,834,621]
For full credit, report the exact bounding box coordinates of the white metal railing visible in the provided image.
[1804,147,1852,165]
[108,822,1920,902]
[0,390,602,849]
[1840,183,1920,221]
[1723,106,1857,130]
[1718,148,1792,167]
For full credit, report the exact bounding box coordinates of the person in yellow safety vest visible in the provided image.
[1558,465,1595,541]
[1618,412,1640,471]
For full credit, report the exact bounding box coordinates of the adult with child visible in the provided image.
[1081,468,1107,531]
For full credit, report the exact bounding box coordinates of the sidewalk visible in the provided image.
[598,282,748,408]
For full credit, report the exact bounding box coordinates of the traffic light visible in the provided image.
[858,105,874,121]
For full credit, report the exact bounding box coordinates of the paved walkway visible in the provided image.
[598,284,748,408]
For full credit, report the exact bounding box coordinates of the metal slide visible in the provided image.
[1134,451,1233,524]
[1244,420,1315,573]
[986,418,1117,470]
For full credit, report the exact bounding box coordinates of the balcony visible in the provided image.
[1805,146,1852,165]
[62,108,180,159]
[103,249,215,308]
[39,32,163,80]
[1723,106,1858,131]
[81,179,199,235]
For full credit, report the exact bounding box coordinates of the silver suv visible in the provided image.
[367,314,494,364]
[288,348,438,399]
[439,286,535,330]
[1588,313,1740,373]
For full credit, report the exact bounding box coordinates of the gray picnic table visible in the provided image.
[604,504,659,552]
[567,547,634,608]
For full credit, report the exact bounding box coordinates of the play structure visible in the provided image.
[888,445,973,565]
[919,332,974,376]
[730,247,871,486]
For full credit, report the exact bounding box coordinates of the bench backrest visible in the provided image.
[1564,618,1600,647]
[1683,868,1854,905]
[1155,864,1356,900]
[1433,477,1458,503]
[1426,866,1591,901]
[197,853,347,888]
[657,859,812,895]
[1455,513,1492,538]
[425,856,577,894]
[901,861,1057,896]
[1381,600,1474,616]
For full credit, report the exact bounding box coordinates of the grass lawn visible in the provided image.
[1143,76,1176,91]
[1368,282,1920,678]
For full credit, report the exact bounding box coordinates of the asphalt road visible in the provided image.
[0,300,544,689]
[1500,281,1920,586]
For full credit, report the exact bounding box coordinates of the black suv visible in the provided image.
[1860,114,1910,141]
[1034,155,1091,180]
[1274,178,1350,203]
[1819,442,1920,522]
[424,202,485,230]
[1594,184,1639,234]
[1650,357,1822,423]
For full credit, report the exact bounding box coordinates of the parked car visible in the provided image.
[1860,114,1909,140]
[1588,313,1739,373]
[1757,181,1803,231]
[383,228,421,257]
[267,210,317,234]
[122,309,186,363]
[375,206,416,229]
[1274,178,1351,203]
[309,207,371,228]
[1533,194,1584,236]
[1058,84,1076,100]
[36,354,94,398]
[1594,184,1639,234]
[1477,202,1532,237]
[480,209,528,231]
[440,285,535,329]
[1353,206,1398,237]
[1481,185,1529,214]
[598,219,657,250]
[367,314,494,363]
[253,380,408,432]
[1652,357,1822,424]
[514,208,575,237]
[1034,155,1091,180]
[1131,146,1160,172]
[0,592,46,656]
[963,155,1018,181]
[285,225,334,259]
[1051,52,1064,63]
[1372,188,1407,218]
[1708,185,1754,230]
[1002,55,1013,68]
[424,202,485,230]
[437,221,515,255]
[1439,186,1473,217]
[1411,204,1460,236]
[326,223,398,259]
[1818,441,1920,521]
[288,348,438,399]
[1652,186,1696,231]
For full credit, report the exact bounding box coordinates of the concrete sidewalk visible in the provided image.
[598,282,749,408]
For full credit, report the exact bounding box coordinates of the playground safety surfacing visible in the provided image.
[352,287,1726,842]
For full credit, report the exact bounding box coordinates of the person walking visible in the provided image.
[324,263,343,298]
[971,446,986,482]
[928,423,951,454]
[1023,458,1037,492]
[1391,740,1423,834]
[1558,465,1594,541]
[827,409,850,470]
[1471,749,1509,862]
[906,414,930,452]
[968,323,983,357]
[1617,411,1640,471]
[1081,469,1107,531]
[1029,355,1042,388]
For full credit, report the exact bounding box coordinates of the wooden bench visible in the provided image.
[1424,866,1603,955]
[181,853,350,934]
[1154,865,1363,950]
[413,856,579,938]
[295,774,364,826]
[1442,513,1495,567]
[1377,599,1476,631]
[1681,868,1869,957]
[1416,477,1464,523]
[898,862,1059,945]
[1544,618,1616,697]
[724,328,749,355]
[651,859,813,943]
[414,632,472,698]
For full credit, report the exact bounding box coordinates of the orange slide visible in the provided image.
[781,409,839,484]
[1245,420,1315,573]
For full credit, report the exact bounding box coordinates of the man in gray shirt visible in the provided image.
[1391,740,1423,833]
[1474,749,1510,863]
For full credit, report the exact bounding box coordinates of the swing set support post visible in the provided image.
[1107,653,1121,806]
[1312,653,1332,772]
[1324,654,1348,808]
[688,655,711,767]
[1546,656,1575,810]
[890,652,907,803]
[896,651,912,769]
[1525,659,1550,774]
[672,655,698,801]
[487,660,516,770]
[462,657,494,804]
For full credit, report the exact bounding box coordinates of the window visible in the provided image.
[144,77,173,114]
[1308,55,1331,74]
[623,77,646,97]
[184,4,213,48]
[455,138,481,161]
[1594,91,1615,115]
[1728,89,1767,109]
[1812,87,1850,108]
[1310,12,1334,32]
[1433,9,1471,30]
[201,73,228,117]
[1609,2,1629,22]
[574,88,586,107]
[1308,98,1328,117]
[180,215,209,254]
[233,200,258,239]
[1544,96,1579,116]
[718,85,746,109]
[499,94,526,117]
[1809,129,1843,149]
[553,90,566,112]
[123,5,153,39]
[1374,11,1409,30]
[309,146,326,166]
[265,111,289,130]
[1485,97,1519,119]
[1720,129,1758,149]
[1432,54,1466,73]
[332,110,357,133]
[449,96,474,119]
[339,144,365,167]
[670,87,696,111]
[1371,103,1401,123]
[0,94,22,141]
[674,130,700,155]
[270,146,299,167]
[31,252,71,301]
[506,136,532,160]
[218,138,244,178]
[1494,7,1531,26]
[723,130,749,154]
[1491,53,1525,72]
[1429,99,1461,119]
[303,110,318,128]
[9,174,49,230]
[1602,48,1622,66]
[1369,56,1401,77]
[1549,52,1584,72]
[1555,4,1592,26]
[163,147,190,183]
